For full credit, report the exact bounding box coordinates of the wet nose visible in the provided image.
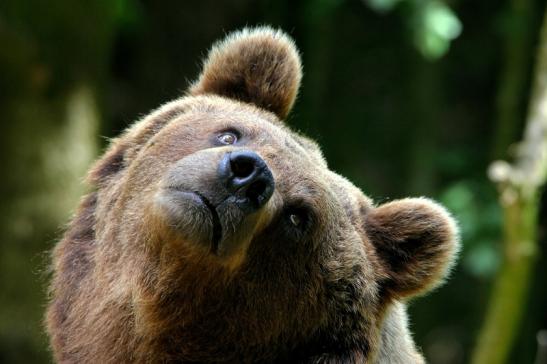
[218,150,275,212]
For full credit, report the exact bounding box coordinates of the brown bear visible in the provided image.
[46,27,459,363]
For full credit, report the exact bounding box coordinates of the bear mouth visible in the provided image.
[158,185,260,258]
[160,187,223,253]
[193,192,223,253]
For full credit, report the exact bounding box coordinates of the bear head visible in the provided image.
[46,27,459,363]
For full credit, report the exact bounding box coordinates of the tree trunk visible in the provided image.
[471,5,547,364]
[492,0,535,159]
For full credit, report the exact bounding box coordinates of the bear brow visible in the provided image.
[289,133,325,164]
[127,106,184,147]
[285,181,323,208]
[283,138,301,153]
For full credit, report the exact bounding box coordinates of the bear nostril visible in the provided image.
[230,157,255,179]
[246,180,267,203]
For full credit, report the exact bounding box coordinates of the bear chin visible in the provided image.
[154,186,265,260]
[154,188,219,251]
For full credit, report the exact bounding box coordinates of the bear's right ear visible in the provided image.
[189,27,302,120]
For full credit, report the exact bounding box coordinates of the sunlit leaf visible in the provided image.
[364,0,462,60]
[440,181,473,211]
[424,1,462,39]
[439,179,502,278]
[440,182,478,240]
[364,0,402,13]
[414,1,462,59]
[464,242,501,278]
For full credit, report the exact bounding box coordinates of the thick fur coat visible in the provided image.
[46,27,459,363]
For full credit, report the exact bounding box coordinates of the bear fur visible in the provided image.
[46,27,459,363]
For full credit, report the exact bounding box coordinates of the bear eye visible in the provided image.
[217,132,238,145]
[289,213,302,227]
[285,206,310,232]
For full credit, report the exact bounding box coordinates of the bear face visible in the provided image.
[46,27,459,364]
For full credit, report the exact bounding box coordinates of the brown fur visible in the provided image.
[364,198,459,299]
[189,27,302,119]
[46,27,459,363]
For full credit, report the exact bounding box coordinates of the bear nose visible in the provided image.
[218,150,275,212]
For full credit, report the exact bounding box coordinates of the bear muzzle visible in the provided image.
[154,148,276,260]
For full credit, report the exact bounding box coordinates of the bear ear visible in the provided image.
[189,27,302,119]
[364,198,460,299]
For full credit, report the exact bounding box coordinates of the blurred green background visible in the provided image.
[1,0,546,363]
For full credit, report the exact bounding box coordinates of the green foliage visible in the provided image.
[412,1,462,59]
[109,0,143,32]
[365,0,403,13]
[365,0,462,59]
[440,180,502,278]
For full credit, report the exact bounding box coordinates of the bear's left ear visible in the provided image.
[364,198,460,299]
[189,27,302,119]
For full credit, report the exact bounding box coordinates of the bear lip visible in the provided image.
[193,191,223,254]
[164,187,223,253]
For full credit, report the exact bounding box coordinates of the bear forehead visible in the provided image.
[136,95,325,180]
[157,95,323,157]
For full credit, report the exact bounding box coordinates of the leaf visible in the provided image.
[364,0,403,13]
[414,1,462,59]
